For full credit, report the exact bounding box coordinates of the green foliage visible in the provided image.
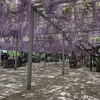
[8,51,20,57]
[40,54,45,59]
[84,0,92,3]
[98,37,100,41]
[63,6,69,14]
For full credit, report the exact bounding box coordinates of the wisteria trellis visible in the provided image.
[0,0,100,55]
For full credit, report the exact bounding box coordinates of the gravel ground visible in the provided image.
[0,61,100,100]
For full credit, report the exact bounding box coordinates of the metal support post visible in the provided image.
[55,53,57,65]
[44,48,46,67]
[26,7,34,90]
[62,33,65,74]
[15,33,18,70]
[90,54,92,71]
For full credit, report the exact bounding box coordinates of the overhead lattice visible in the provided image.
[0,0,100,55]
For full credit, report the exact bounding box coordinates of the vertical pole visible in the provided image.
[14,32,18,70]
[55,52,57,65]
[44,54,46,67]
[62,33,65,74]
[44,47,46,67]
[76,46,78,58]
[90,54,92,71]
[27,7,34,90]
[0,50,2,67]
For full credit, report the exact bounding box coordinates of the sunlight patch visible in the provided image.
[82,95,99,100]
[0,96,5,99]
[60,92,66,96]
[22,93,34,98]
[47,75,55,78]
[57,97,72,100]
[57,97,66,100]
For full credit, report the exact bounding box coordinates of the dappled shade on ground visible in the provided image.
[0,62,100,100]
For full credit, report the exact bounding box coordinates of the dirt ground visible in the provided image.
[0,61,100,100]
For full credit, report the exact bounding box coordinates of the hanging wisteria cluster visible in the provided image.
[0,0,100,55]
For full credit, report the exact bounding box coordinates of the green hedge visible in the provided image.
[8,51,20,57]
